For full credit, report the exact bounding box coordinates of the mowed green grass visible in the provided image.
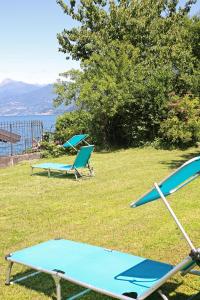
[0,147,200,300]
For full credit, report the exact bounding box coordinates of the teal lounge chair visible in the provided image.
[31,145,94,180]
[63,134,89,151]
[6,156,200,299]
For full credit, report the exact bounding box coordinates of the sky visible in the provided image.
[0,0,80,84]
[0,0,199,85]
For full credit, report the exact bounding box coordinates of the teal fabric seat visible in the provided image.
[131,156,200,207]
[31,145,94,179]
[32,163,72,171]
[63,134,89,150]
[6,239,173,299]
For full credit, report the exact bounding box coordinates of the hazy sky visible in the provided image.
[0,0,80,84]
[0,0,199,84]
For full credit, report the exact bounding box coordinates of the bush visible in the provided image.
[54,110,90,144]
[40,141,66,158]
[159,95,200,148]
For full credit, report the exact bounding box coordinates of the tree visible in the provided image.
[54,0,199,148]
[56,0,197,62]
[159,95,200,148]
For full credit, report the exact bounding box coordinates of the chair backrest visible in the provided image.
[131,156,200,208]
[63,134,88,148]
[73,145,94,169]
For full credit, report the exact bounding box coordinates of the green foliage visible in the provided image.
[55,0,200,148]
[40,141,66,158]
[188,16,200,61]
[53,70,82,108]
[185,15,200,96]
[159,95,200,148]
[57,0,197,62]
[40,111,90,157]
[54,110,90,144]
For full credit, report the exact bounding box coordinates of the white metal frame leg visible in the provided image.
[158,289,169,300]
[74,168,82,180]
[67,288,91,300]
[5,262,13,285]
[154,183,196,252]
[53,275,62,300]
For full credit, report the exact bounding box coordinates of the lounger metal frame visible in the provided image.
[64,139,89,152]
[31,145,94,180]
[31,162,94,180]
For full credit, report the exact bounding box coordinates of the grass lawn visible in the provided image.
[0,147,200,300]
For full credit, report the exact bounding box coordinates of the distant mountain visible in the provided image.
[0,79,73,116]
[0,79,41,98]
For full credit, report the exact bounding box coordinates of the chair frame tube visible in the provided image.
[65,141,77,152]
[154,183,196,252]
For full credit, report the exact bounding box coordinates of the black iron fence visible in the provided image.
[0,120,43,156]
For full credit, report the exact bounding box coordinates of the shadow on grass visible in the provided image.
[31,171,76,181]
[32,171,96,181]
[31,170,94,181]
[94,145,130,154]
[11,270,88,300]
[160,151,200,170]
[9,270,199,300]
[157,281,200,300]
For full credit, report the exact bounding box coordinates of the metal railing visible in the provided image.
[0,120,43,156]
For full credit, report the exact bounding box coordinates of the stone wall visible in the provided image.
[0,152,41,168]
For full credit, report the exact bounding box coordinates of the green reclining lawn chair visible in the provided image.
[31,145,94,180]
[63,134,89,151]
[5,156,200,299]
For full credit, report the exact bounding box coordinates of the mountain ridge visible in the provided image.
[0,79,69,116]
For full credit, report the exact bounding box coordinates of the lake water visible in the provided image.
[0,115,58,156]
[0,115,57,131]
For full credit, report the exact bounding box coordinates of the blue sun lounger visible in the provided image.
[5,157,200,299]
[63,134,89,151]
[31,145,94,180]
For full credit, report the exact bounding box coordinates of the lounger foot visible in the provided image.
[74,169,82,180]
[5,262,13,286]
[89,168,95,177]
[88,164,94,177]
[74,172,78,180]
